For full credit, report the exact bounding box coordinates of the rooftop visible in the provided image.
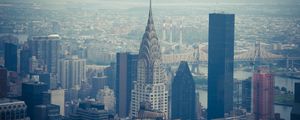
[0,98,25,105]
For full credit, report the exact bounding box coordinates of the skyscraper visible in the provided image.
[116,52,138,118]
[4,43,18,72]
[207,13,235,119]
[20,48,31,74]
[22,81,48,119]
[130,0,169,118]
[253,65,274,120]
[171,61,196,120]
[29,34,60,73]
[58,56,86,90]
[0,35,18,57]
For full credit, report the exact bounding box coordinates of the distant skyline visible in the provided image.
[1,0,299,5]
[1,0,299,17]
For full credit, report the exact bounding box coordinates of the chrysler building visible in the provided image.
[130,0,169,118]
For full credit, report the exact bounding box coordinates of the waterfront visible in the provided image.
[196,68,299,120]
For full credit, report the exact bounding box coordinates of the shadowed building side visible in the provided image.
[207,13,235,120]
[116,52,138,118]
[171,61,196,120]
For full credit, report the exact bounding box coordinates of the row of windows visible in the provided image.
[0,104,26,110]
[0,110,27,120]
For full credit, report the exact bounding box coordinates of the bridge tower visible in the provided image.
[253,40,262,66]
[191,45,200,73]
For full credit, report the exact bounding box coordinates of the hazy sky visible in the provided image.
[2,0,299,4]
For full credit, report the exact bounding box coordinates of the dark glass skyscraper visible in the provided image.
[171,61,196,120]
[207,13,235,120]
[20,48,31,74]
[22,81,48,119]
[4,43,18,72]
[116,52,138,118]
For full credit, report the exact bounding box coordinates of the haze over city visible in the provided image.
[0,0,299,120]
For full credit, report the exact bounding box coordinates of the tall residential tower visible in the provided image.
[252,65,274,120]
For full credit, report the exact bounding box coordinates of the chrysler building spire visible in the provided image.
[139,0,161,65]
[148,0,153,24]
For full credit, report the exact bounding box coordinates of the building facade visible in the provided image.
[20,48,31,74]
[130,1,169,118]
[58,56,86,90]
[252,65,274,120]
[4,43,18,72]
[69,100,110,120]
[29,34,61,73]
[207,13,235,120]
[43,89,65,116]
[171,61,196,120]
[33,104,61,120]
[98,86,116,113]
[22,81,48,119]
[0,98,30,120]
[0,67,8,98]
[91,74,107,97]
[116,52,138,118]
[241,78,252,112]
[291,83,300,120]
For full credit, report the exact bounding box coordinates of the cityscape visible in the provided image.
[0,0,300,120]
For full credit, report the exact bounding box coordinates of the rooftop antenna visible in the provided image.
[149,0,152,16]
